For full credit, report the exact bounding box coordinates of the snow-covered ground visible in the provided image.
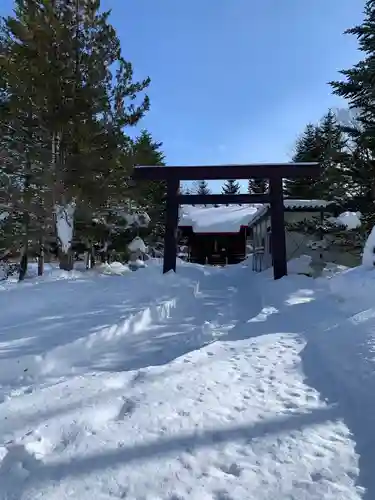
[1,257,375,499]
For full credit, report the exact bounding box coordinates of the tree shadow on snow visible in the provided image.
[301,308,375,500]
[11,405,338,491]
[215,273,375,500]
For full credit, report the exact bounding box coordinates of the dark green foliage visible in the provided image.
[329,0,375,232]
[132,130,166,242]
[284,124,322,198]
[194,180,211,196]
[284,112,350,202]
[0,0,160,271]
[222,179,240,195]
[248,178,268,194]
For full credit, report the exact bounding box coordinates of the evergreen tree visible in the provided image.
[193,180,211,196]
[284,123,322,198]
[132,130,166,242]
[330,0,375,225]
[316,109,351,202]
[222,179,240,194]
[248,178,268,194]
[0,0,150,271]
[284,112,349,202]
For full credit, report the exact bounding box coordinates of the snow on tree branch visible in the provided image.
[55,202,76,253]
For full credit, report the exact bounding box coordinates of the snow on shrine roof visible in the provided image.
[179,199,330,234]
[179,205,262,234]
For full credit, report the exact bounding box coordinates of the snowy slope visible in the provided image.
[1,260,375,499]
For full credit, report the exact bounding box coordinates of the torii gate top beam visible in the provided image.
[133,162,320,181]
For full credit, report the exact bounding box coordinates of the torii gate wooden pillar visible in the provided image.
[133,163,320,280]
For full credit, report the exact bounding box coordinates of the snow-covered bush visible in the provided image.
[334,211,361,230]
[286,211,364,258]
[362,225,375,268]
[128,236,147,254]
[127,237,147,271]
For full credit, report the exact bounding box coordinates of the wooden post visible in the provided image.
[269,176,287,279]
[163,177,179,274]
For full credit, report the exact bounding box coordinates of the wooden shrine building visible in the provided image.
[133,163,320,280]
[178,205,258,266]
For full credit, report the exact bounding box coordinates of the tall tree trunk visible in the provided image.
[18,235,29,281]
[19,213,30,281]
[59,249,73,271]
[38,234,44,276]
[19,169,31,282]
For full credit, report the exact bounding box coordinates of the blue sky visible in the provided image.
[1,0,364,191]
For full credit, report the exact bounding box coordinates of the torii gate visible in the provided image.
[133,162,320,280]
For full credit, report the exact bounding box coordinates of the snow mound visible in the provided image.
[96,261,131,275]
[336,211,362,230]
[321,262,349,278]
[129,258,146,269]
[328,265,375,306]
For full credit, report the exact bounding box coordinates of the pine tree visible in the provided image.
[132,130,166,242]
[193,180,211,196]
[222,179,240,194]
[284,124,322,198]
[316,109,351,202]
[330,0,375,223]
[248,178,268,194]
[284,112,348,201]
[0,0,150,271]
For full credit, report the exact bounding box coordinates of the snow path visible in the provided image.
[0,261,370,499]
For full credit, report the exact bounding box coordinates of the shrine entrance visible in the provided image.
[133,163,320,280]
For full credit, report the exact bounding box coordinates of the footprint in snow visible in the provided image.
[214,490,234,500]
[117,398,136,420]
[177,409,190,417]
[218,462,243,477]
